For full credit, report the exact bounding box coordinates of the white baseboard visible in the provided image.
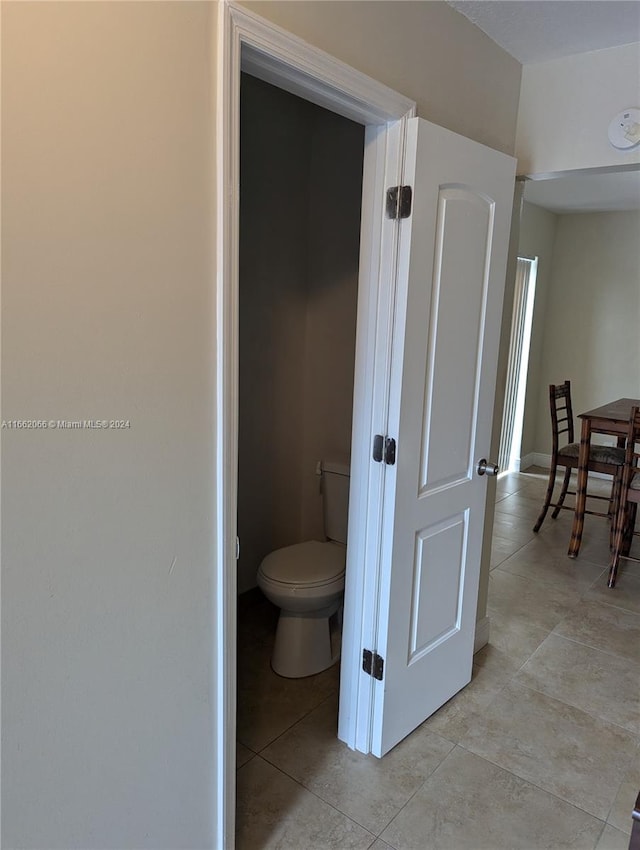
[518,451,552,470]
[506,452,546,472]
[519,452,611,480]
[518,452,538,471]
[474,616,490,654]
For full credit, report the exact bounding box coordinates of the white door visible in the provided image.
[371,118,516,756]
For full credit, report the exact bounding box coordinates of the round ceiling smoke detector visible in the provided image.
[608,108,640,151]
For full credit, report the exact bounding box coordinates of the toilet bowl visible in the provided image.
[256,461,349,678]
[257,540,345,677]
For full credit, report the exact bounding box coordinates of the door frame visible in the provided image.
[214,2,415,844]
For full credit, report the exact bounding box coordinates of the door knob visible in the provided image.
[477,458,499,477]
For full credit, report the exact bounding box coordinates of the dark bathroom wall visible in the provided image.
[238,74,364,592]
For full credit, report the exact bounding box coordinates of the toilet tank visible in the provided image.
[322,460,350,545]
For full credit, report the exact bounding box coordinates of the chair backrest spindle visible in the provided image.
[550,381,574,451]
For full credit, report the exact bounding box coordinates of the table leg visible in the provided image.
[568,418,590,558]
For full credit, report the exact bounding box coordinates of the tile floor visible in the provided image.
[236,469,640,849]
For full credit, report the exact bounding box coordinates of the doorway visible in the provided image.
[497,256,538,475]
[215,12,417,840]
[236,72,364,750]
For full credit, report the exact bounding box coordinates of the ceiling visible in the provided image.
[446,1,640,212]
[446,1,640,64]
[523,168,640,213]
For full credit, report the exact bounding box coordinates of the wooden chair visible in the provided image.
[607,405,640,588]
[533,381,625,533]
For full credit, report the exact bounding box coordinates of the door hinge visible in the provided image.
[384,437,396,466]
[235,536,240,560]
[386,185,412,220]
[362,649,384,681]
[373,434,396,465]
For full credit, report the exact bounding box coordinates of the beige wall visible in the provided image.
[516,42,640,175]
[524,210,640,457]
[238,75,362,594]
[2,3,216,847]
[2,2,522,846]
[242,0,522,155]
[518,202,558,459]
[299,102,362,542]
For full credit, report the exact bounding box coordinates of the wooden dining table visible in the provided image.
[568,397,640,558]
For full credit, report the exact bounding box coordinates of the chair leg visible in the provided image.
[551,466,572,519]
[534,462,559,532]
[622,510,634,557]
[626,503,638,554]
[609,472,621,550]
[608,546,621,588]
[608,502,627,588]
[608,494,637,587]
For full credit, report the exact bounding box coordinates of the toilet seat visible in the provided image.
[258,540,345,588]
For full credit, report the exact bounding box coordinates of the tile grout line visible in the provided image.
[600,737,640,835]
[252,689,339,757]
[511,661,640,740]
[546,627,640,668]
[454,742,611,831]
[372,740,459,844]
[249,752,378,844]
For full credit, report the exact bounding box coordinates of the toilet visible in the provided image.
[257,460,349,678]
